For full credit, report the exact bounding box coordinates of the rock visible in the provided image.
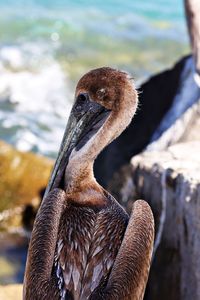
[0,140,53,212]
[109,141,200,300]
[94,56,189,187]
[0,140,53,232]
[0,284,22,300]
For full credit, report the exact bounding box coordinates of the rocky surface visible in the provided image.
[109,141,200,300]
[0,140,53,213]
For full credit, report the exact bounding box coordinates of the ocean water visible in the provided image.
[0,0,189,157]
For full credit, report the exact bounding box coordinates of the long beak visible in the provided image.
[44,95,110,198]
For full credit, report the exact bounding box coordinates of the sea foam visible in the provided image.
[0,44,73,156]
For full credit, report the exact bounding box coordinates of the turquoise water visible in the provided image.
[0,0,189,156]
[0,0,188,77]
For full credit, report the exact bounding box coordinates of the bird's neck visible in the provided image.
[64,160,106,206]
[64,113,119,195]
[64,87,137,197]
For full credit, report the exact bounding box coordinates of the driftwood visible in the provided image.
[108,142,200,299]
[135,142,200,300]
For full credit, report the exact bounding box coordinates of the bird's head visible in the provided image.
[45,67,138,195]
[76,67,137,111]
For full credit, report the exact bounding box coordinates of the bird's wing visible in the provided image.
[90,200,154,300]
[23,188,66,300]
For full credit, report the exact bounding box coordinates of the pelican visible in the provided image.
[23,67,154,300]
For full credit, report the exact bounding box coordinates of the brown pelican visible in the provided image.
[23,67,154,300]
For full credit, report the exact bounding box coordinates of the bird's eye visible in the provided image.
[75,93,88,114]
[97,88,106,99]
[77,93,88,102]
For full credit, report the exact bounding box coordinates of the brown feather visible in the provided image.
[55,193,128,300]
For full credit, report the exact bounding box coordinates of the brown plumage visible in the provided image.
[23,67,154,300]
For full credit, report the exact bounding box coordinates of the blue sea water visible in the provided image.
[0,0,189,157]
